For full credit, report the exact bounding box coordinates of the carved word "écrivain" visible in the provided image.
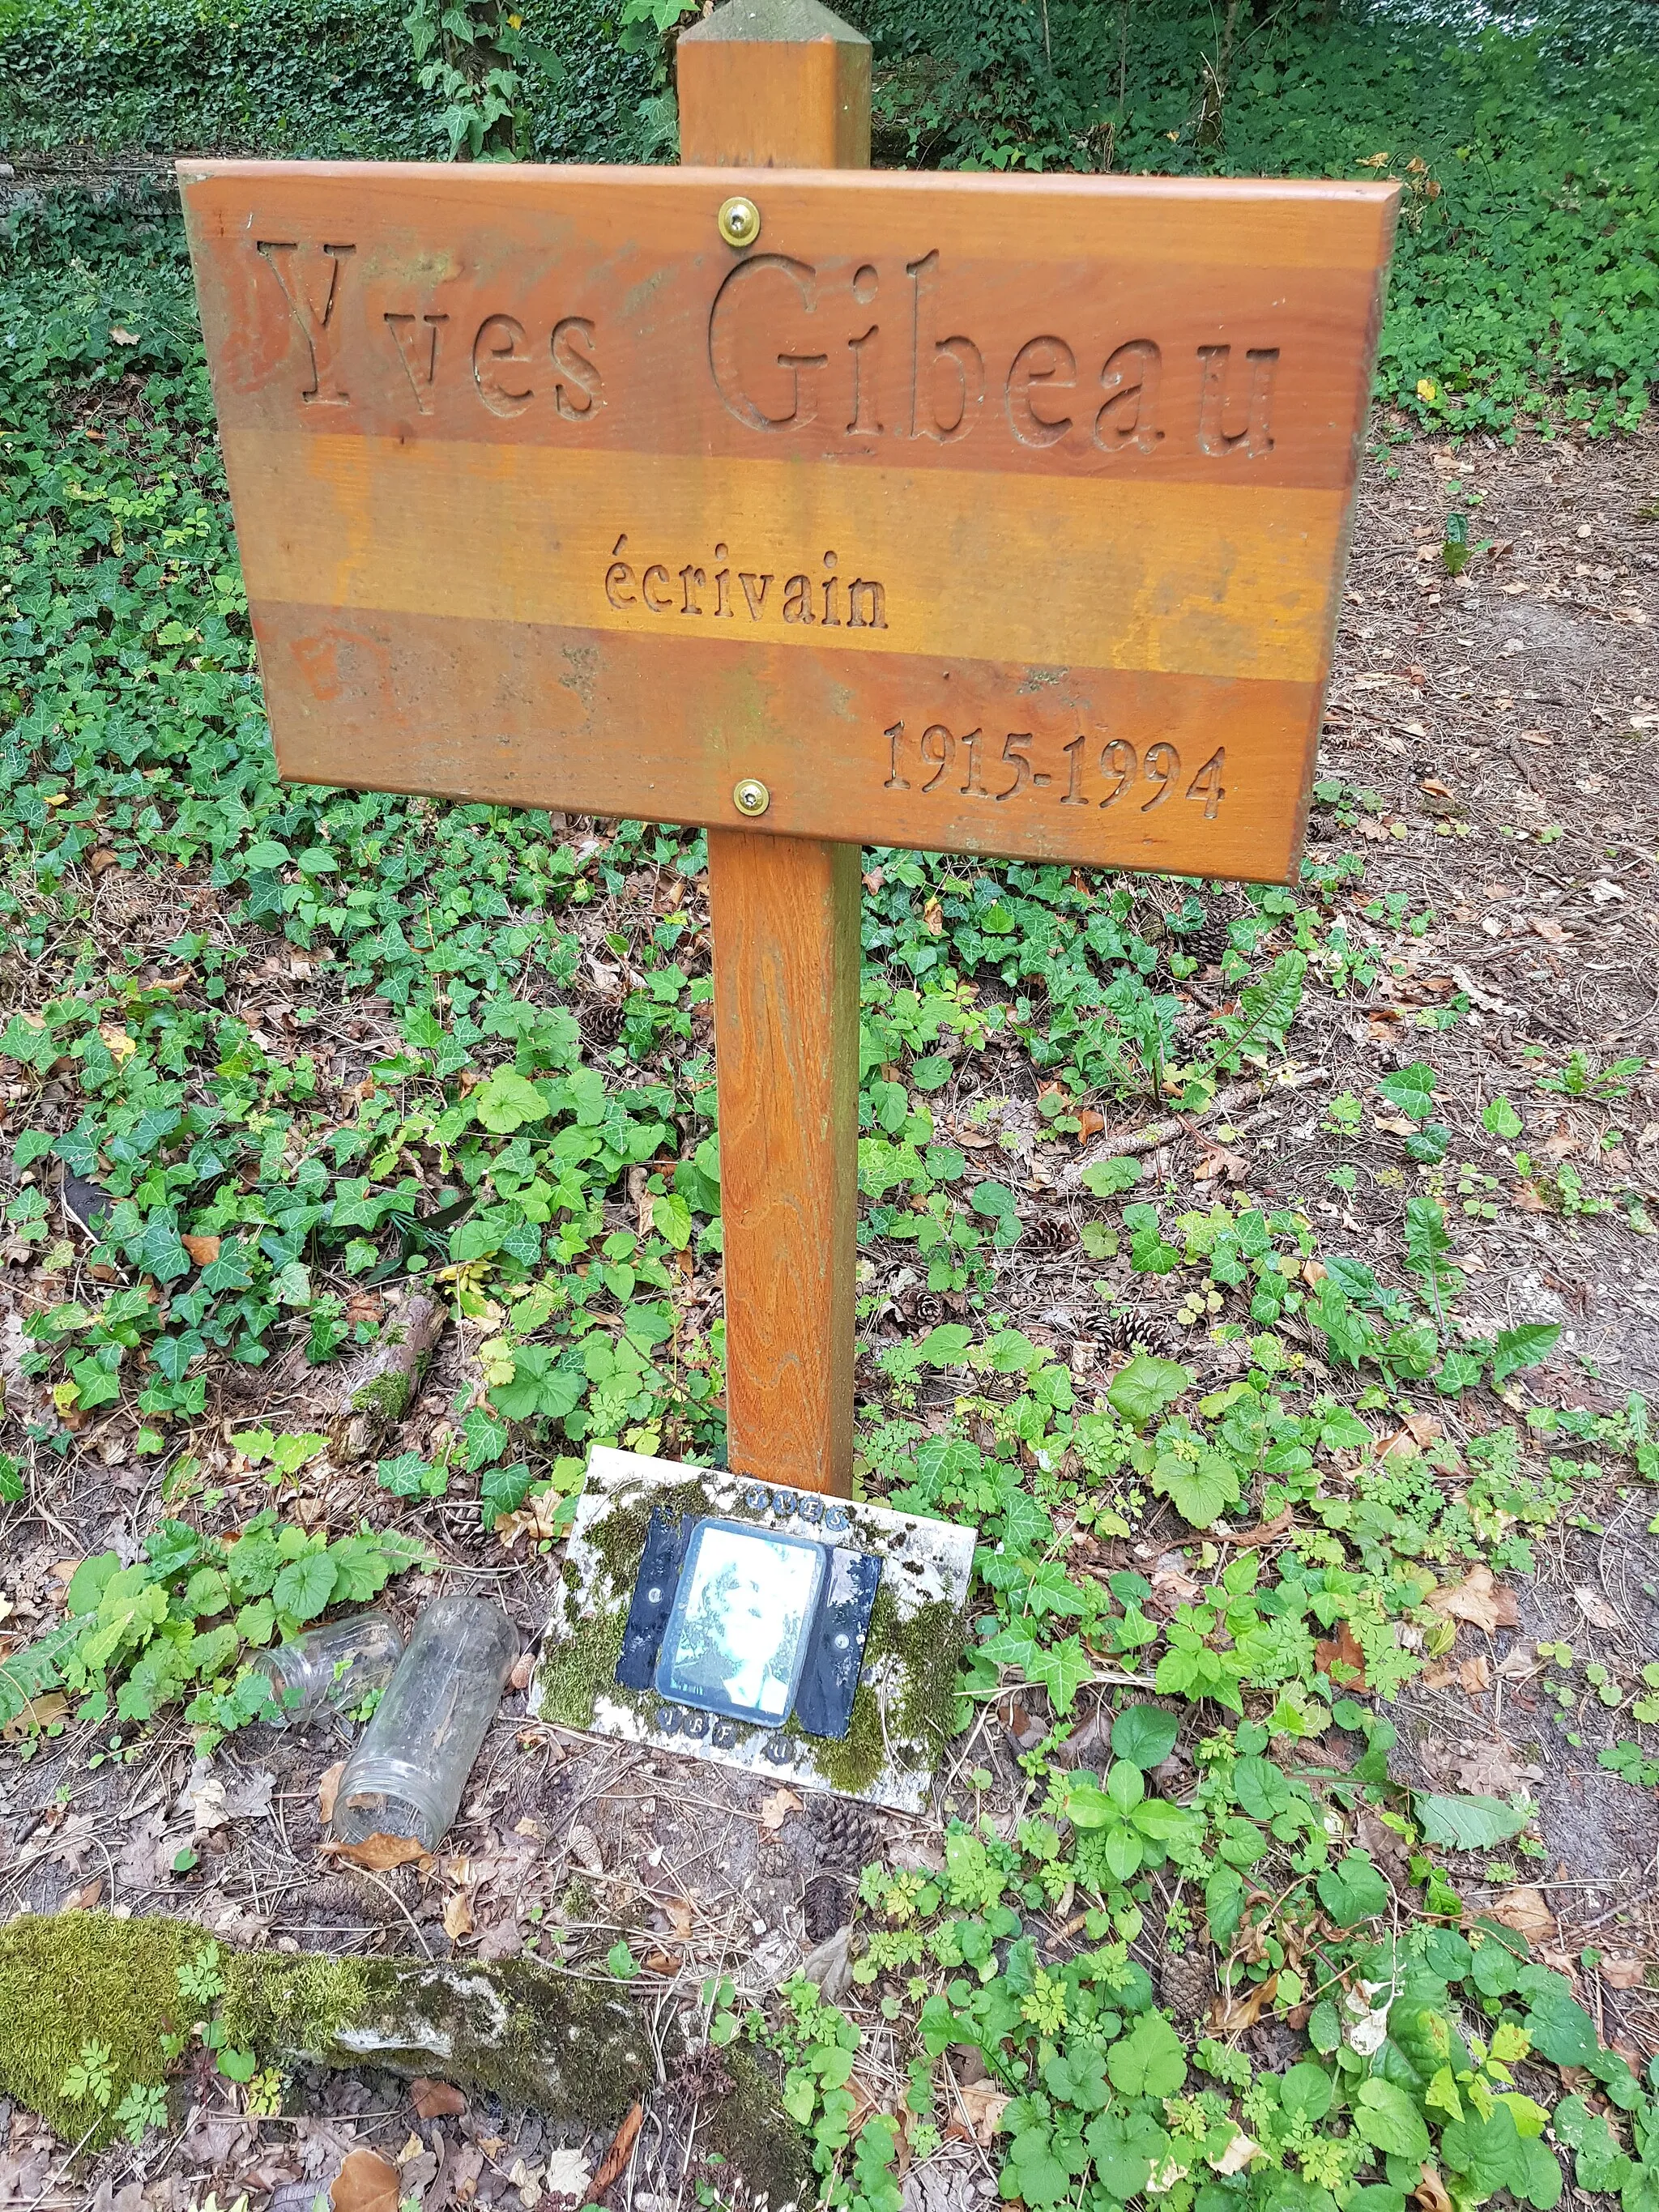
[603,538,889,628]
[884,724,1227,817]
[252,240,1277,460]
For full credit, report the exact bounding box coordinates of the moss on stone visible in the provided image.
[0,1912,200,2146]
[702,2043,814,2209]
[536,1605,627,1728]
[218,1950,376,2060]
[790,1588,966,1796]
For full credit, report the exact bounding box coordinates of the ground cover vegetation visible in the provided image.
[2,11,1659,2212]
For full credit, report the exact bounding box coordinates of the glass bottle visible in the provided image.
[330,1596,519,1853]
[251,1612,405,1728]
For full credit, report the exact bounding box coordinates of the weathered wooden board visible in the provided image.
[181,162,1396,884]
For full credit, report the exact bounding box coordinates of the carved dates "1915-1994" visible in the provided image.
[884,723,1227,817]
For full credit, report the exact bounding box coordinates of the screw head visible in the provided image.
[732,777,770,818]
[717,195,761,249]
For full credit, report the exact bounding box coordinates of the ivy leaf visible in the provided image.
[271,1552,338,1625]
[1111,1703,1179,1770]
[1377,1061,1437,1123]
[1107,1352,1192,1429]
[1482,1094,1524,1140]
[1028,1635,1090,1716]
[1414,1792,1531,1850]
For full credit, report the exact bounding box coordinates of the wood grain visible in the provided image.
[680,0,868,1497]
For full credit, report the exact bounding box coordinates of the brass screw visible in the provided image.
[717,195,761,249]
[732,778,770,818]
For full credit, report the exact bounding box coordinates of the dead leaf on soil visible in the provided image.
[954,2082,1013,2146]
[1529,915,1570,946]
[584,2099,644,2203]
[181,1234,221,1267]
[442,1890,475,1941]
[1460,1655,1491,1694]
[1572,1585,1621,1630]
[317,1761,344,1826]
[2,1692,68,1742]
[63,1877,104,1911]
[1210,1974,1278,2033]
[1454,1741,1542,1796]
[1487,1887,1555,1942]
[1427,1566,1517,1634]
[1496,1641,1542,1680]
[1600,1957,1648,1990]
[757,1784,804,1832]
[412,2078,467,2120]
[1542,1123,1582,1161]
[330,2148,400,2212]
[662,1896,694,1940]
[1414,2167,1455,2212]
[1315,1621,1369,1692]
[326,1832,430,1873]
[1076,1108,1106,1144]
[544,2149,593,2198]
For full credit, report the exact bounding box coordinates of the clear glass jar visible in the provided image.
[330,1596,519,1852]
[251,1612,406,1728]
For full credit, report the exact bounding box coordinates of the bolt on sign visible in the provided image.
[180,165,1396,885]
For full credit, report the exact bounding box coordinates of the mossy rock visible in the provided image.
[0,1914,673,2147]
[0,1912,202,2146]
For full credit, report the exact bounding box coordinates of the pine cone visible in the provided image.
[1194,904,1235,967]
[814,1799,881,1875]
[802,1871,852,1944]
[1026,1217,1073,1255]
[1159,1945,1215,2023]
[582,998,625,1050]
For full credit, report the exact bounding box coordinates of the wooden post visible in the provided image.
[676,0,871,1495]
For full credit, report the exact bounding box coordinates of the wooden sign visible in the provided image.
[180,162,1396,886]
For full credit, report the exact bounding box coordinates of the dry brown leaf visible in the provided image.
[956,2082,1012,2146]
[1529,915,1570,946]
[317,1761,344,1826]
[1459,1654,1491,1694]
[97,1022,136,1063]
[1542,1123,1582,1161]
[1600,1957,1647,1990]
[1422,1664,1457,1690]
[181,1234,221,1267]
[412,2078,467,2120]
[583,2099,644,2204]
[493,1490,566,1546]
[330,2148,401,2212]
[1,1692,68,1742]
[88,847,121,876]
[1495,1641,1541,1681]
[1487,1886,1555,1943]
[326,1832,429,1873]
[442,1890,475,1941]
[757,1784,804,1832]
[923,897,945,937]
[1315,1621,1369,1693]
[1426,1566,1517,1635]
[63,1878,104,1912]
[1572,1585,1620,1630]
[1075,1107,1106,1144]
[1210,1973,1277,2033]
[663,1896,694,1940]
[1414,2167,1455,2212]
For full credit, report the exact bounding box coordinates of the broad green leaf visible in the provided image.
[1111,1703,1179,1769]
[472,1069,549,1133]
[1081,1156,1142,1197]
[1482,1094,1524,1140]
[1316,1850,1390,1927]
[1107,1352,1192,1429]
[1414,1792,1531,1850]
[271,1552,338,1625]
[650,1191,692,1250]
[1106,2012,1187,2099]
[1354,2078,1431,2163]
[1492,1323,1562,1385]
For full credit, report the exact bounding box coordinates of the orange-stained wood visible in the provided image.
[681,0,867,1498]
[178,158,1397,877]
[707,827,860,1490]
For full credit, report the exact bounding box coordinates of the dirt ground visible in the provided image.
[2,420,1658,2210]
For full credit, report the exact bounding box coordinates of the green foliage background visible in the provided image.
[0,0,1656,429]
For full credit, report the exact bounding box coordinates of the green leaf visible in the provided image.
[66,1553,124,1617]
[1316,1851,1390,1927]
[650,1191,692,1250]
[917,1323,974,1366]
[1153,1447,1239,1528]
[1414,1792,1531,1850]
[1491,1323,1562,1385]
[472,1069,549,1133]
[1081,1156,1142,1197]
[1107,2013,1187,2099]
[1482,1094,1524,1140]
[1377,1061,1437,1123]
[1111,1703,1179,1769]
[1354,2078,1431,2163]
[606,1939,640,1980]
[241,839,291,871]
[1107,1352,1192,1429]
[271,1552,338,1625]
[1029,1635,1090,1715]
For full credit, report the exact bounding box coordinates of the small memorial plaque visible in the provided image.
[181,161,1397,885]
[531,1446,975,1809]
